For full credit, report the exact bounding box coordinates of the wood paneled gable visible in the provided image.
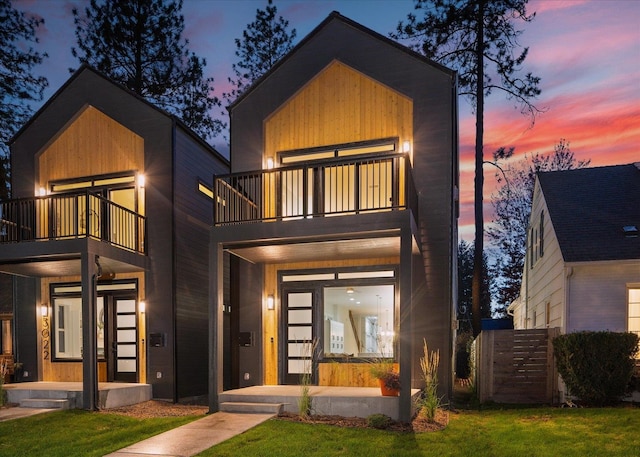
[37,105,144,186]
[265,61,413,157]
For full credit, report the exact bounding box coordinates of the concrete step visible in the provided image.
[219,402,283,414]
[20,398,71,410]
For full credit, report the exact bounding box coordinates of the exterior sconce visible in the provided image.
[266,157,274,169]
[267,295,275,310]
[37,187,47,197]
[139,300,146,313]
[137,173,146,188]
[402,140,411,153]
[40,304,49,317]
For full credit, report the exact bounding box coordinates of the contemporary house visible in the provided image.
[208,12,459,421]
[509,163,640,336]
[0,65,229,409]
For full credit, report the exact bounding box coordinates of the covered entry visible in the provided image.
[280,268,397,385]
[50,281,140,383]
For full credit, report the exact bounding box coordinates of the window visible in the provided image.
[54,298,83,359]
[323,284,394,358]
[529,211,544,268]
[51,282,136,360]
[0,317,12,355]
[198,181,214,199]
[628,288,640,355]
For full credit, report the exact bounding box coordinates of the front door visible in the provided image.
[282,289,317,385]
[108,297,138,382]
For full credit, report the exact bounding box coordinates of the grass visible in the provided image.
[0,410,199,457]
[1,406,639,457]
[199,407,640,457]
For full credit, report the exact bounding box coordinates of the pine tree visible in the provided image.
[71,0,222,142]
[488,139,590,312]
[224,0,296,104]
[0,0,48,199]
[394,0,542,335]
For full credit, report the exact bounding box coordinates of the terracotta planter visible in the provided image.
[378,379,400,397]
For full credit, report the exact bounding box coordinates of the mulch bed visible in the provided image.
[276,409,449,433]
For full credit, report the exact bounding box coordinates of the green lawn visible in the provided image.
[1,407,638,457]
[200,407,640,457]
[0,410,199,457]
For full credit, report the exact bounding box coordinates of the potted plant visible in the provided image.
[370,360,400,396]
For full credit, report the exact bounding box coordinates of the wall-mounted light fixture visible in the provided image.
[40,304,49,317]
[139,300,146,313]
[266,157,274,169]
[402,140,411,154]
[37,187,47,197]
[137,173,146,188]
[267,294,275,310]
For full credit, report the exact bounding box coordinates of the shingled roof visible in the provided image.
[538,163,640,262]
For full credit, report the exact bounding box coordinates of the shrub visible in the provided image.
[553,331,639,406]
[367,413,392,429]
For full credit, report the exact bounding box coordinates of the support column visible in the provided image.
[208,242,224,413]
[398,225,413,422]
[81,251,98,410]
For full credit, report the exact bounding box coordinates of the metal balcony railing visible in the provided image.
[214,152,418,225]
[0,190,146,254]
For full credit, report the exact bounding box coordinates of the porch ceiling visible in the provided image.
[0,255,144,278]
[0,238,147,277]
[225,236,401,264]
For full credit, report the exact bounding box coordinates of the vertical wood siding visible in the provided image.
[37,106,144,186]
[264,61,413,159]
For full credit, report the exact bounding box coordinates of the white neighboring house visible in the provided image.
[509,163,640,338]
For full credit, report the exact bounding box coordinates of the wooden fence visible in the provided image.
[473,328,559,404]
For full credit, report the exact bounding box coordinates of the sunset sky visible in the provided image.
[14,0,640,243]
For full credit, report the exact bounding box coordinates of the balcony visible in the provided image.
[0,190,146,254]
[214,153,418,225]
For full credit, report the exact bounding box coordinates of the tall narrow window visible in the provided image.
[628,288,640,357]
[539,211,545,258]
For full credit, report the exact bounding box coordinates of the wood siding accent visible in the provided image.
[264,61,413,162]
[474,328,559,404]
[37,106,144,187]
[318,362,398,387]
[263,256,399,385]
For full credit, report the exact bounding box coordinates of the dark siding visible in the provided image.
[14,276,38,382]
[237,258,263,387]
[0,273,12,315]
[173,127,229,402]
[230,17,456,394]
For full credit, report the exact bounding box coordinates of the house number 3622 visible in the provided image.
[42,316,50,360]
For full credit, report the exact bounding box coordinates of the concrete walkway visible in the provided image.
[104,411,275,457]
[0,406,56,422]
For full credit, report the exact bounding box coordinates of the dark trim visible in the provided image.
[278,137,399,163]
[277,265,400,380]
[49,278,138,365]
[230,12,456,109]
[9,65,229,168]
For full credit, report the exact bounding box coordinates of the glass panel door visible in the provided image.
[283,290,316,384]
[112,298,138,382]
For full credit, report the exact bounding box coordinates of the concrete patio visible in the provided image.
[3,382,152,410]
[219,385,421,421]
